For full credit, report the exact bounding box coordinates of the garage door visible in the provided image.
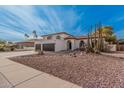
[43,43,55,51]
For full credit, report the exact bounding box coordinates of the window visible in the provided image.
[56,35,61,39]
[47,36,52,40]
[80,41,85,48]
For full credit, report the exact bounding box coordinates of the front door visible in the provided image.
[67,41,72,50]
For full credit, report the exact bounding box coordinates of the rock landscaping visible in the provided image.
[10,51,124,88]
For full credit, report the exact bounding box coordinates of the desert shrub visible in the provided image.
[0,44,5,51]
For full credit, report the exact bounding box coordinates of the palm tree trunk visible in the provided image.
[95,24,97,48]
[90,26,93,49]
[99,22,104,51]
[97,23,100,51]
[87,33,90,49]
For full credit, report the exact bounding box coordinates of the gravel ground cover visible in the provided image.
[9,52,124,88]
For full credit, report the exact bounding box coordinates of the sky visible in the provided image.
[0,5,124,41]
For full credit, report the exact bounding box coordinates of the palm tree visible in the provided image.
[90,26,93,48]
[32,30,38,38]
[24,34,29,38]
[24,30,38,39]
[105,34,116,44]
[93,25,116,45]
[0,40,6,51]
[86,32,90,53]
[100,26,116,44]
[94,24,97,49]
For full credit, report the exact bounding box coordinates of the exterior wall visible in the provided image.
[35,40,66,52]
[35,39,80,52]
[35,41,42,51]
[23,47,35,50]
[16,42,35,50]
[42,34,69,40]
[74,40,80,49]
[16,45,34,50]
[70,40,75,50]
[105,44,117,52]
[40,33,71,52]
[117,44,124,51]
[83,39,88,45]
[66,39,80,50]
[35,36,108,52]
[55,40,67,51]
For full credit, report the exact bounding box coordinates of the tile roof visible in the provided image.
[41,32,74,37]
[64,36,79,40]
[15,41,34,47]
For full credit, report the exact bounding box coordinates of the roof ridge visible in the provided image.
[41,32,73,37]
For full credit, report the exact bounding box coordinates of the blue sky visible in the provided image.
[0,5,124,41]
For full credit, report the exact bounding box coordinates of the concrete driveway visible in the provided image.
[0,51,80,88]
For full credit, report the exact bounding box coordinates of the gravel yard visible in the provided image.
[9,52,124,88]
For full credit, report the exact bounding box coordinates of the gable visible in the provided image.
[41,32,72,40]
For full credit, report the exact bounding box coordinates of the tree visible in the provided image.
[24,34,29,38]
[86,26,97,53]
[0,40,6,51]
[24,30,38,39]
[32,30,38,38]
[101,26,116,44]
[118,39,124,44]
[85,24,116,53]
[92,26,116,44]
[105,34,116,44]
[86,33,90,53]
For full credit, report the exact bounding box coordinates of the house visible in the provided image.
[117,39,124,51]
[15,39,42,50]
[35,32,107,52]
[15,41,35,50]
[35,32,79,52]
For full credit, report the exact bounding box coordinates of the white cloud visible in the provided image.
[0,6,85,41]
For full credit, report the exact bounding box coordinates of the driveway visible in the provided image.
[0,51,80,88]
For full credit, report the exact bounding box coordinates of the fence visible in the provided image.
[117,44,124,51]
[105,44,117,52]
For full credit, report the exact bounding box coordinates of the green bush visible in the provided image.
[0,44,5,51]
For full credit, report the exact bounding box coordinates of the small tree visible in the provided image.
[101,26,116,44]
[105,34,116,44]
[85,23,116,53]
[0,40,6,51]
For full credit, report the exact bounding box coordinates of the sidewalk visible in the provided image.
[101,52,124,59]
[0,51,80,88]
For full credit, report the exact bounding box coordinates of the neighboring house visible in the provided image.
[117,39,124,51]
[35,32,106,52]
[15,41,35,50]
[15,39,42,50]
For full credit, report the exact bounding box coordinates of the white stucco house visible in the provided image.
[34,32,109,52]
[35,32,88,52]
